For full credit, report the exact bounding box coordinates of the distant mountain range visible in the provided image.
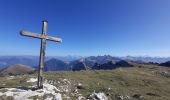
[0,56,39,69]
[120,56,170,63]
[0,56,81,69]
[1,55,170,71]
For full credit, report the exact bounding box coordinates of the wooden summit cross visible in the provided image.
[20,20,62,89]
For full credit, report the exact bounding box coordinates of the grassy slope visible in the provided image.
[0,63,170,100]
[45,68,170,99]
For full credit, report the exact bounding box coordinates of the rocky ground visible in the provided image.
[0,77,108,100]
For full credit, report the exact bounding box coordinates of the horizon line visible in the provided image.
[1,54,170,58]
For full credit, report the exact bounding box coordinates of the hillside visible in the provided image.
[159,61,170,67]
[45,58,69,71]
[0,63,170,100]
[92,60,133,70]
[0,64,35,76]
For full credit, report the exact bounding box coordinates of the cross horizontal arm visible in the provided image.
[20,31,42,39]
[20,31,62,42]
[45,35,62,42]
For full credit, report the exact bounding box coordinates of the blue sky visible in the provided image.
[0,0,170,57]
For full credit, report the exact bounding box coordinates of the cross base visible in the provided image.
[38,85,43,89]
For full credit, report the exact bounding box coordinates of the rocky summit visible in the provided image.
[0,62,170,100]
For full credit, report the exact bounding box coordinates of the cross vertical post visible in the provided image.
[37,20,47,88]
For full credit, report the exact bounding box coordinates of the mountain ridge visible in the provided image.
[1,55,170,71]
